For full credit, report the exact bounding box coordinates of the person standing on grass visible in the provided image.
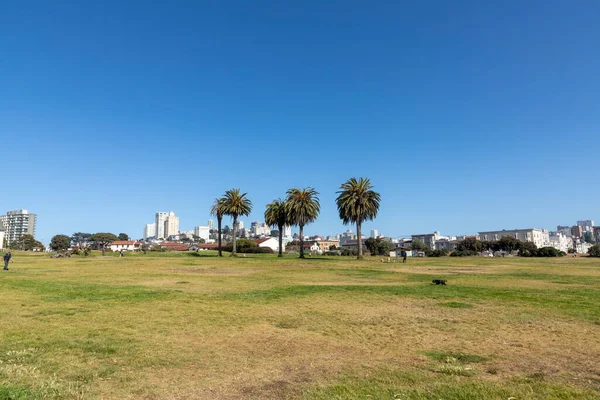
[402,251,407,264]
[3,252,12,270]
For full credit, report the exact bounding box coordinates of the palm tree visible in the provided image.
[221,188,252,256]
[285,187,320,258]
[210,198,226,257]
[335,177,381,259]
[265,198,290,257]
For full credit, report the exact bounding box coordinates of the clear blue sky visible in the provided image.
[2,1,599,244]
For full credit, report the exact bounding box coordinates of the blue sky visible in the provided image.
[2,1,599,244]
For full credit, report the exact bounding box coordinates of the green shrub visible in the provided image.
[536,247,563,257]
[450,250,477,257]
[588,244,600,257]
[243,247,274,254]
[150,245,166,252]
[427,249,449,257]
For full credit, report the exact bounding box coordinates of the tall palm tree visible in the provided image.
[265,198,290,257]
[285,187,320,259]
[335,177,381,259]
[210,197,226,257]
[221,188,252,257]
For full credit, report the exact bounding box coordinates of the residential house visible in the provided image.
[160,242,191,251]
[110,241,142,252]
[390,246,412,258]
[190,243,219,251]
[478,229,550,249]
[254,237,279,253]
[340,239,367,250]
[435,239,460,252]
[411,231,446,251]
[549,232,571,253]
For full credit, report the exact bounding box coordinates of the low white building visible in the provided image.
[110,240,141,252]
[254,237,280,253]
[478,228,550,249]
[549,232,571,253]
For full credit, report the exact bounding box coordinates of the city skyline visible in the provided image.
[2,2,600,244]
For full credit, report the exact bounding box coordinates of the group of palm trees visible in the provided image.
[210,177,381,259]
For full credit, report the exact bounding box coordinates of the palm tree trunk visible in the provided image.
[299,224,304,258]
[217,216,222,257]
[278,223,283,257]
[231,216,238,256]
[357,222,363,259]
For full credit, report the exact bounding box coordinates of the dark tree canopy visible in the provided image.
[50,234,71,251]
[410,238,428,252]
[72,232,92,247]
[118,233,130,241]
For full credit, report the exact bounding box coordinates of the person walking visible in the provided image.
[402,251,407,264]
[3,252,12,270]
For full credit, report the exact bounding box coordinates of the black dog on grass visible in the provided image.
[432,279,447,285]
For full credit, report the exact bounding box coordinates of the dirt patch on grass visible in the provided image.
[167,268,260,276]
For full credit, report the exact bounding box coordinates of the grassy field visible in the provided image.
[0,251,599,399]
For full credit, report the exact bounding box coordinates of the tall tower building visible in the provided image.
[164,213,179,238]
[155,212,169,239]
[207,219,214,230]
[370,229,379,238]
[0,210,37,245]
[143,223,156,240]
[283,225,292,238]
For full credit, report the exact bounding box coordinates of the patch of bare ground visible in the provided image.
[167,267,260,275]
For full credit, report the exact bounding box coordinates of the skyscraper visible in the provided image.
[155,212,169,239]
[143,223,156,240]
[0,210,37,245]
[207,219,214,230]
[164,213,179,238]
[370,229,379,238]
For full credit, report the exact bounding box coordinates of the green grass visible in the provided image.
[0,252,599,399]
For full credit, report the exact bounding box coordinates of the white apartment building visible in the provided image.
[1,210,37,245]
[478,228,550,249]
[207,219,214,230]
[250,221,270,237]
[143,223,156,240]
[412,231,447,251]
[164,213,179,238]
[549,231,571,253]
[194,225,210,241]
[0,221,5,249]
[370,229,379,238]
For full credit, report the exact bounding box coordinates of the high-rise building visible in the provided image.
[194,226,210,241]
[164,213,179,238]
[208,219,214,230]
[238,221,244,230]
[370,229,379,238]
[571,225,583,238]
[0,220,5,249]
[155,212,169,239]
[0,210,37,245]
[143,223,156,240]
[577,220,594,228]
[283,225,292,238]
[577,220,595,233]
